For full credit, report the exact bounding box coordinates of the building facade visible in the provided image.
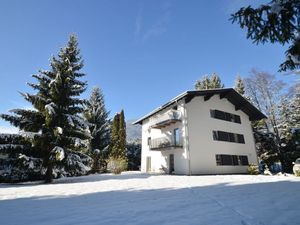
[133,88,266,175]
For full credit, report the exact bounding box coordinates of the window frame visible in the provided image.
[215,154,249,166]
[212,130,245,144]
[210,109,241,124]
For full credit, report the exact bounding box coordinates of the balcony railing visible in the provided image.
[150,137,183,150]
[150,110,182,129]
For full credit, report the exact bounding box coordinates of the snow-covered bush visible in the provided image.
[64,150,93,176]
[294,170,300,177]
[264,166,273,176]
[247,164,259,175]
[107,157,127,174]
[0,154,43,183]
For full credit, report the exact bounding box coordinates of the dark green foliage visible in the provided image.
[83,87,110,173]
[109,110,127,162]
[118,110,126,157]
[110,113,120,159]
[0,156,44,183]
[126,140,141,170]
[0,35,91,183]
[195,73,224,90]
[231,0,300,72]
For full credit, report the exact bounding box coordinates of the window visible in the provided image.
[210,109,241,124]
[216,154,222,166]
[237,134,245,144]
[215,154,249,166]
[239,155,249,165]
[174,128,180,146]
[147,137,151,146]
[212,130,245,144]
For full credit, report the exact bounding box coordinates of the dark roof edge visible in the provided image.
[132,91,189,125]
[132,88,266,125]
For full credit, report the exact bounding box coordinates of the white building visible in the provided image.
[133,88,266,175]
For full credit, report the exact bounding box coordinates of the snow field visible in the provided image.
[0,172,299,225]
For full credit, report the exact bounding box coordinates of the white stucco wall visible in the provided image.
[186,95,258,174]
[140,100,188,174]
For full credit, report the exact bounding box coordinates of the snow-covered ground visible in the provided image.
[0,172,299,225]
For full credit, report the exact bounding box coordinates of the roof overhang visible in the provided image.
[133,88,267,125]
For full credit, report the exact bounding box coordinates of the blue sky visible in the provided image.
[0,0,297,132]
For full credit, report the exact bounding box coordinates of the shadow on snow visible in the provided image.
[0,177,299,225]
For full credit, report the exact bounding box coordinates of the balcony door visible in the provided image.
[174,128,180,146]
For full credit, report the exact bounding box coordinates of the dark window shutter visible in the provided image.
[221,155,233,165]
[232,155,239,165]
[239,156,249,165]
[212,131,218,140]
[228,133,235,142]
[215,110,225,120]
[216,155,222,165]
[210,110,215,118]
[234,115,241,124]
[238,134,245,143]
[225,112,231,121]
[218,131,228,141]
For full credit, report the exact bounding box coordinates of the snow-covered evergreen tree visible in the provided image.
[0,35,92,183]
[195,73,224,90]
[83,87,110,172]
[210,73,224,89]
[234,75,245,96]
[289,88,300,128]
[231,0,300,72]
[126,139,141,170]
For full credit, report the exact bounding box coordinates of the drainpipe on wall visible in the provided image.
[182,100,191,175]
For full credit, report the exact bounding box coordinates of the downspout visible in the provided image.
[182,100,191,175]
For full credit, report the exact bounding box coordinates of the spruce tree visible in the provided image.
[234,75,245,96]
[210,73,224,89]
[83,87,110,172]
[231,0,300,72]
[0,35,89,183]
[195,73,224,90]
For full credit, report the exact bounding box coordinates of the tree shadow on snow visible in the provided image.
[0,179,299,225]
[0,172,154,188]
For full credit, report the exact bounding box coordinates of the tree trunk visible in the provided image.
[44,155,53,183]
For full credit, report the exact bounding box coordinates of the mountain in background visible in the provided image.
[126,119,141,141]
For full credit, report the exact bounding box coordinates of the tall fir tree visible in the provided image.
[231,0,300,72]
[234,75,245,96]
[0,35,89,183]
[195,73,224,90]
[83,87,110,172]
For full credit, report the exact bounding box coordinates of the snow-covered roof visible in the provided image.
[133,88,267,125]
